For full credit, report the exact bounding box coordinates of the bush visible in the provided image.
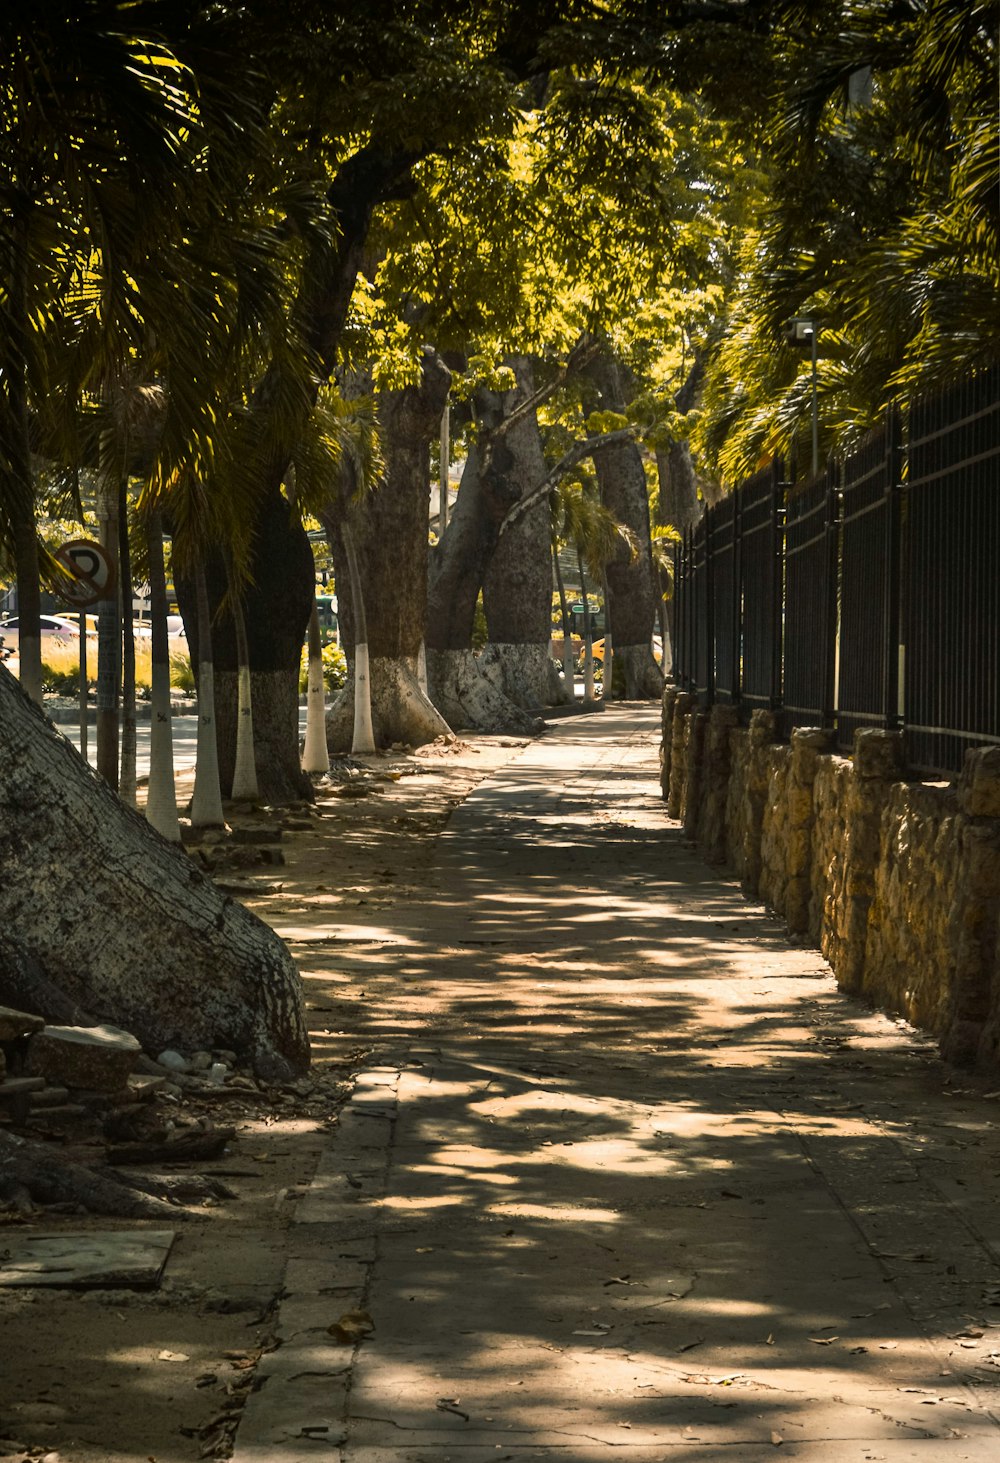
[40,661,82,696]
[300,639,347,694]
[169,651,196,694]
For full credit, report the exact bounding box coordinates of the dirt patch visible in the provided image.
[0,732,526,1463]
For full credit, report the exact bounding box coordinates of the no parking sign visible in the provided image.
[53,539,116,609]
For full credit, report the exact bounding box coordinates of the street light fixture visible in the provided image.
[784,316,821,479]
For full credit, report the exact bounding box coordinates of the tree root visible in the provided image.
[0,1129,180,1218]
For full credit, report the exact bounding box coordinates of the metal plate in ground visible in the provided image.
[0,1229,176,1288]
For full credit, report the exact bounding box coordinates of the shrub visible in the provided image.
[299,639,347,694]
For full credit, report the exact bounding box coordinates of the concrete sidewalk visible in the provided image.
[233,705,1000,1461]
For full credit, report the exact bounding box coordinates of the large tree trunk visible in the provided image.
[321,348,453,752]
[177,490,314,805]
[425,375,544,735]
[481,358,559,711]
[588,354,662,699]
[181,149,420,802]
[0,665,309,1081]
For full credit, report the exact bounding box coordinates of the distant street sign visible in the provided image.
[53,539,116,609]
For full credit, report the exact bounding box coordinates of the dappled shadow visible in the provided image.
[287,706,1000,1454]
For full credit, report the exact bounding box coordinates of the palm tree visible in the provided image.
[0,9,201,705]
[301,597,331,775]
[143,510,180,841]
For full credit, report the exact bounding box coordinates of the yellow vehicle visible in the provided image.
[590,637,663,664]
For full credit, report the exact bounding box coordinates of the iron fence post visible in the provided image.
[884,403,903,731]
[823,460,841,728]
[771,460,787,712]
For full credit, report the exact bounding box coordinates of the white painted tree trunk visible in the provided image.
[95,432,121,789]
[417,639,429,697]
[561,638,576,701]
[231,662,259,802]
[230,590,259,803]
[478,641,552,710]
[351,641,377,755]
[302,599,330,775]
[342,520,376,756]
[325,654,451,752]
[190,565,226,828]
[427,648,543,735]
[118,483,139,807]
[144,514,179,842]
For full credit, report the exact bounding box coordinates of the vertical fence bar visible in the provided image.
[884,403,903,730]
[823,462,840,727]
[771,461,786,711]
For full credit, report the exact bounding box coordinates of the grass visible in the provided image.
[36,637,193,694]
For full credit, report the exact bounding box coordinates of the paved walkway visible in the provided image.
[233,706,1000,1462]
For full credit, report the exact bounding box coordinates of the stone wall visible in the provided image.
[661,686,1000,1076]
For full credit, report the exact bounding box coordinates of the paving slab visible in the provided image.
[232,707,1000,1462]
[0,1229,176,1288]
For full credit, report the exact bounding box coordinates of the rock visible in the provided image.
[189,1050,213,1072]
[0,1004,45,1043]
[156,1049,190,1074]
[127,1073,166,1099]
[27,1025,141,1093]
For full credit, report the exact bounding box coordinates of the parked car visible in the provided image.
[588,636,663,665]
[0,614,99,650]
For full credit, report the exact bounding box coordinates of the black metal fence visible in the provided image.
[671,365,1000,776]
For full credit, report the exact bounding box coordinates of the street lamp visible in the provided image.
[784,316,821,479]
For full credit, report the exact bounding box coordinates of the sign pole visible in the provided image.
[78,608,88,760]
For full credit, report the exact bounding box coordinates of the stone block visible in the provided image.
[0,1005,44,1043]
[958,746,1000,818]
[790,726,832,785]
[749,709,777,747]
[853,728,904,781]
[27,1023,141,1093]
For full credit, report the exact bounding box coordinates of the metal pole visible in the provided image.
[439,404,450,534]
[810,327,820,480]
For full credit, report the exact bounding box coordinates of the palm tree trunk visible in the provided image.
[78,608,89,760]
[342,519,375,755]
[301,597,330,775]
[552,544,574,702]
[602,571,614,700]
[7,217,42,704]
[191,563,225,828]
[229,571,259,803]
[95,431,121,789]
[578,548,597,705]
[144,512,179,841]
[11,512,42,704]
[118,481,137,807]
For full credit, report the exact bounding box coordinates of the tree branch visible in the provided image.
[497,426,636,538]
[482,335,602,470]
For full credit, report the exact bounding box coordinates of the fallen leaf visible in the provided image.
[603,1275,631,1287]
[678,1338,705,1352]
[766,1333,775,1345]
[157,1350,189,1362]
[328,1308,375,1345]
[436,1398,469,1421]
[808,1336,839,1345]
[771,1431,784,1446]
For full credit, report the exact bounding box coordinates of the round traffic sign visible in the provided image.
[53,539,116,609]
